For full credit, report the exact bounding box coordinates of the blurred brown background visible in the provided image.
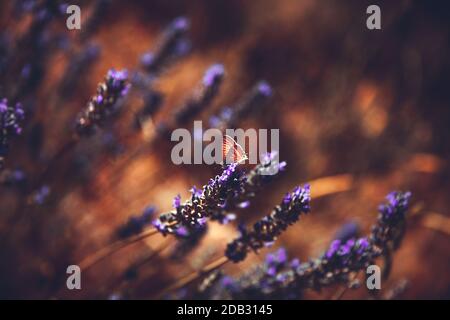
[0,0,449,299]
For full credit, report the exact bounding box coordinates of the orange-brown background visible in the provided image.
[0,0,449,299]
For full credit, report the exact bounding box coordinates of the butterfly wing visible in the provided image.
[222,135,248,164]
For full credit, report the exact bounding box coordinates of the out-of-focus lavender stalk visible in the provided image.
[0,98,24,170]
[13,0,39,18]
[79,0,112,43]
[116,206,156,239]
[173,64,225,125]
[75,69,130,136]
[225,184,311,263]
[209,81,272,130]
[156,63,225,138]
[140,17,191,76]
[132,17,190,129]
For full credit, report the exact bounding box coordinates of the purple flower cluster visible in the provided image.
[210,152,287,223]
[0,98,25,170]
[225,185,310,263]
[152,163,245,236]
[323,237,374,269]
[75,69,130,136]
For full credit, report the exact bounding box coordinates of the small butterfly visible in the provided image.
[222,135,248,164]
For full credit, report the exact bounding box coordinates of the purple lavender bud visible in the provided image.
[282,192,292,205]
[0,101,7,113]
[33,185,50,205]
[356,237,369,254]
[257,81,272,97]
[338,239,355,255]
[237,201,250,208]
[140,52,154,67]
[266,266,277,277]
[202,64,225,87]
[222,213,236,224]
[171,16,190,32]
[176,226,189,237]
[173,194,181,209]
[152,219,168,236]
[290,258,300,268]
[189,186,202,198]
[276,248,287,264]
[326,240,341,259]
[221,276,235,289]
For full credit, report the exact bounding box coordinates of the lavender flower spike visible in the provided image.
[210,80,272,130]
[217,238,374,299]
[226,184,311,262]
[152,163,245,236]
[75,69,130,136]
[0,98,25,170]
[141,16,191,74]
[173,64,225,124]
[370,191,412,252]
